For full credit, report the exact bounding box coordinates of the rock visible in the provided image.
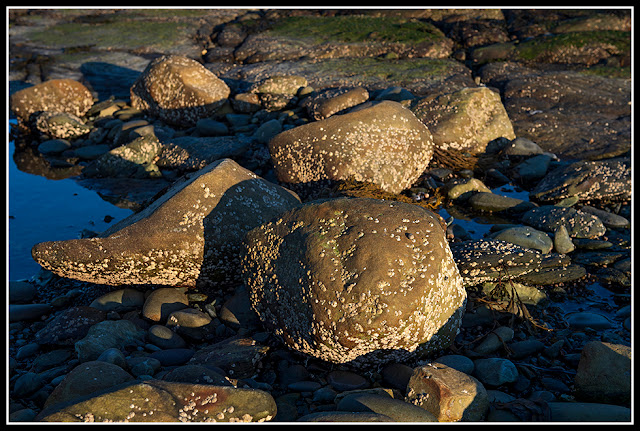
[450,239,543,287]
[553,225,575,254]
[301,86,370,120]
[444,178,492,201]
[147,325,187,350]
[380,363,414,391]
[82,135,162,179]
[36,380,277,422]
[165,307,213,340]
[405,363,489,422]
[13,372,45,398]
[488,225,553,254]
[8,281,37,304]
[34,111,91,139]
[337,392,438,422]
[89,288,145,313]
[501,137,544,157]
[242,197,466,367]
[73,144,111,160]
[530,158,631,203]
[513,154,553,182]
[578,205,630,229]
[375,86,415,102]
[142,288,189,323]
[327,370,370,392]
[468,192,537,213]
[252,119,282,145]
[156,135,252,173]
[473,326,514,355]
[522,205,606,239]
[149,348,195,367]
[516,264,587,285]
[433,354,475,375]
[9,303,53,323]
[9,79,94,123]
[508,339,545,359]
[31,159,301,288]
[35,306,107,346]
[37,138,72,155]
[268,100,434,194]
[547,402,631,422]
[297,411,394,422]
[195,118,229,136]
[218,285,261,330]
[74,319,145,363]
[43,361,135,410]
[410,86,515,154]
[472,358,519,387]
[130,55,230,126]
[574,341,631,405]
[251,74,308,96]
[566,312,614,330]
[189,337,269,379]
[161,364,231,386]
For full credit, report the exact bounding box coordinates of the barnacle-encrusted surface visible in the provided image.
[242,197,466,367]
[31,159,301,288]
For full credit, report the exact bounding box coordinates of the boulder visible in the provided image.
[9,79,94,123]
[242,197,466,367]
[268,100,434,194]
[31,159,301,288]
[410,86,515,154]
[130,55,230,126]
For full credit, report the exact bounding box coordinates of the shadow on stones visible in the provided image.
[80,61,144,102]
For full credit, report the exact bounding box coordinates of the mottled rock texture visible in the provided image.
[130,55,230,126]
[32,159,300,288]
[269,100,434,194]
[242,197,466,367]
[9,79,94,123]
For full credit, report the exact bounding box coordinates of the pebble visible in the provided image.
[473,358,519,387]
[327,370,370,392]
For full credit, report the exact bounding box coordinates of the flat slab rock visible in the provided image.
[31,158,301,288]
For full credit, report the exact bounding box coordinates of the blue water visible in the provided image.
[7,123,133,280]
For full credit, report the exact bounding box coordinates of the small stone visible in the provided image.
[327,370,370,392]
[38,139,72,155]
[553,225,575,254]
[142,288,189,323]
[337,392,437,422]
[473,358,518,387]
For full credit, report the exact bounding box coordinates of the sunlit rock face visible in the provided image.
[268,100,435,195]
[130,55,230,127]
[242,197,466,368]
[31,159,301,288]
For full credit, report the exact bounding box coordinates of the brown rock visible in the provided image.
[10,79,94,123]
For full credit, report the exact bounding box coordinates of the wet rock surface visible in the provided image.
[8,8,631,423]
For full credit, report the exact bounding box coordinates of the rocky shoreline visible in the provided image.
[8,8,631,423]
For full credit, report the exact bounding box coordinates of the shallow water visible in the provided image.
[7,123,133,280]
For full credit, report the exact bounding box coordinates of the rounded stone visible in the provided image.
[142,288,189,323]
[242,197,466,367]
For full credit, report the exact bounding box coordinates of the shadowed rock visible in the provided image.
[31,159,301,288]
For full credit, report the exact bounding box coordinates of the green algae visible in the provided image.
[268,15,445,45]
[24,19,193,51]
[515,30,630,62]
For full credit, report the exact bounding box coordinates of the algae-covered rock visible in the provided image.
[242,197,466,368]
[10,79,94,123]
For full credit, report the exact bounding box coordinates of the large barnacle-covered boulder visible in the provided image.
[241,197,466,367]
[268,100,435,195]
[130,55,230,126]
[31,159,301,288]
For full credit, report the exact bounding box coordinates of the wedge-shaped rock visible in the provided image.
[242,197,466,367]
[32,159,301,288]
[269,100,434,194]
[131,55,230,126]
[36,380,276,422]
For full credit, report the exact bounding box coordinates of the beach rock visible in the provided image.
[43,361,135,410]
[488,225,553,254]
[522,206,606,239]
[8,281,37,304]
[410,86,515,154]
[268,100,434,194]
[89,288,145,313]
[82,135,162,179]
[468,192,537,213]
[37,138,72,155]
[34,306,106,346]
[405,363,489,422]
[301,86,370,120]
[530,158,631,203]
[473,358,519,387]
[31,159,301,288]
[242,197,466,367]
[327,370,370,392]
[297,411,394,422]
[156,135,252,173]
[578,205,630,229]
[450,239,543,286]
[553,225,575,254]
[548,402,631,422]
[9,79,94,123]
[141,288,189,323]
[147,325,187,350]
[36,380,277,422]
[74,319,145,363]
[34,111,91,139]
[337,392,438,422]
[189,337,269,379]
[130,55,230,127]
[9,303,53,323]
[574,341,631,405]
[165,307,213,340]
